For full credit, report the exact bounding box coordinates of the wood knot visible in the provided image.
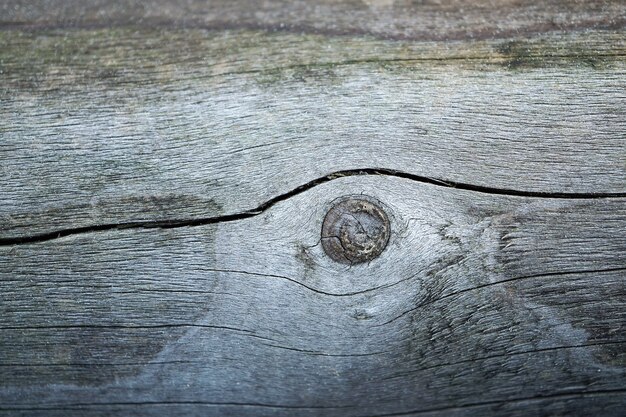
[321,197,390,265]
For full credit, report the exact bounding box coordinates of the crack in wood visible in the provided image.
[382,340,626,382]
[2,168,624,246]
[371,388,626,416]
[2,389,625,413]
[378,266,626,327]
[0,401,355,411]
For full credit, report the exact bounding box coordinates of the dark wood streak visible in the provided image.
[1,17,625,41]
[1,0,625,41]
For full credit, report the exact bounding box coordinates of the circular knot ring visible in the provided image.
[321,197,390,264]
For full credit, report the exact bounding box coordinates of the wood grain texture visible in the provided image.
[1,27,625,239]
[2,0,625,39]
[1,175,625,416]
[1,0,625,415]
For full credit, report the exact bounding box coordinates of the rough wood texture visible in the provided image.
[2,0,625,39]
[2,176,625,416]
[1,1,625,416]
[1,27,625,240]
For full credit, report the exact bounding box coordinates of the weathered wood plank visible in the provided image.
[1,1,625,415]
[1,176,625,415]
[1,27,625,239]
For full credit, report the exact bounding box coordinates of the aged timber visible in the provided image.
[1,1,625,416]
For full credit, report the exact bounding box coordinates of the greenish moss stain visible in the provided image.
[1,28,622,92]
[496,40,612,70]
[254,64,340,87]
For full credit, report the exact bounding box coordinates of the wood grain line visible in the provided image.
[373,389,626,417]
[0,402,354,411]
[1,17,624,42]
[1,389,624,413]
[379,266,626,326]
[383,340,626,381]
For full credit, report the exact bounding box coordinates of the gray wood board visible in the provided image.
[1,175,625,415]
[1,1,625,414]
[1,28,625,240]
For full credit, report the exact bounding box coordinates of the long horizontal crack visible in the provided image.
[1,168,624,246]
[0,401,354,411]
[2,389,625,413]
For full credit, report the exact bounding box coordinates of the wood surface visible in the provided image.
[1,1,625,416]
